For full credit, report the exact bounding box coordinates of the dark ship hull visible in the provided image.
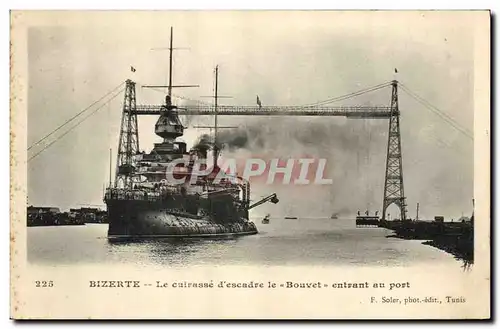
[106,191,258,239]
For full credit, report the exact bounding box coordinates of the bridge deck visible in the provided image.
[130,105,396,117]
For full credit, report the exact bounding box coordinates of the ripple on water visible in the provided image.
[27,220,460,268]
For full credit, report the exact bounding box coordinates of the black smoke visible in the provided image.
[192,134,213,151]
[213,117,388,218]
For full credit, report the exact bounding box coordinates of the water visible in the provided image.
[28,218,461,268]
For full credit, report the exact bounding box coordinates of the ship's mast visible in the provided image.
[168,26,173,102]
[194,66,235,160]
[213,65,219,167]
[143,27,199,107]
[109,148,112,188]
[142,27,200,145]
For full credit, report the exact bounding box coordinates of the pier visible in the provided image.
[379,219,474,263]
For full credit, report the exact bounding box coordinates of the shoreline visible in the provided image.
[381,220,474,264]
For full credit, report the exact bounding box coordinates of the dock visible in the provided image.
[355,214,474,263]
[379,219,474,263]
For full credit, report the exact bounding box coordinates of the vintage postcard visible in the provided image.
[10,10,490,319]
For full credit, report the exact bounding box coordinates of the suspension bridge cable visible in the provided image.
[28,87,125,162]
[300,81,392,108]
[27,81,125,151]
[399,83,473,136]
[399,82,472,134]
[139,81,392,109]
[427,132,471,157]
[422,128,469,155]
[399,83,473,140]
[316,82,391,106]
[401,86,473,140]
[405,88,474,139]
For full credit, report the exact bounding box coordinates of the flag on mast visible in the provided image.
[131,66,136,72]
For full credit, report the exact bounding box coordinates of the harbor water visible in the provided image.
[28,218,464,269]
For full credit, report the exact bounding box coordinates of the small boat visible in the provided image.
[331,214,339,219]
[262,214,270,224]
[284,216,298,220]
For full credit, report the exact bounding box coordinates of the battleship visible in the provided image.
[104,28,279,240]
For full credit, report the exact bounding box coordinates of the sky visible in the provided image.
[26,11,479,219]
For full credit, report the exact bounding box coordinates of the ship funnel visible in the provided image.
[198,149,208,159]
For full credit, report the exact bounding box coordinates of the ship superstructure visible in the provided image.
[104,28,279,239]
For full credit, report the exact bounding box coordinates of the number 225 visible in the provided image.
[35,281,54,287]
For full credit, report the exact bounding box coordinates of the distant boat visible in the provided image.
[331,214,339,219]
[262,214,270,224]
[284,216,298,220]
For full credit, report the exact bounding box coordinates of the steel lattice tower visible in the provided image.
[381,80,407,221]
[115,79,139,189]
